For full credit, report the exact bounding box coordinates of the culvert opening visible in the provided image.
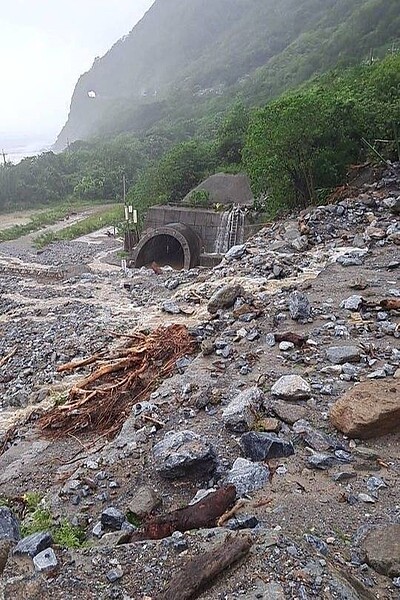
[135,234,185,270]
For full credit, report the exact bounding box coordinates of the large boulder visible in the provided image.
[362,524,400,577]
[153,430,217,479]
[329,380,400,438]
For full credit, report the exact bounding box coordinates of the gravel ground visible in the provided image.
[0,166,399,599]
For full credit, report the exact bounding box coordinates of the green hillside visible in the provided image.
[1,1,399,217]
[55,0,400,149]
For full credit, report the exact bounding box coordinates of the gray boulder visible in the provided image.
[289,291,312,321]
[225,458,270,497]
[240,432,294,461]
[101,507,125,530]
[33,547,58,572]
[128,487,161,519]
[271,375,311,400]
[153,430,217,479]
[13,532,53,558]
[326,346,360,364]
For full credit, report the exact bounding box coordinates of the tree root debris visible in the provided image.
[39,324,196,439]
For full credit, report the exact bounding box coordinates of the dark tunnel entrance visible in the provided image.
[132,223,201,271]
[135,234,185,270]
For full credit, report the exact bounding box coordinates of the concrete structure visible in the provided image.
[130,173,259,271]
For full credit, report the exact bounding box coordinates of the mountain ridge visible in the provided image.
[55,0,400,150]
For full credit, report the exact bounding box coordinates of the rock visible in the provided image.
[13,532,53,558]
[222,386,264,432]
[271,375,311,400]
[176,356,192,372]
[332,472,357,482]
[201,340,214,356]
[162,300,181,314]
[279,341,295,351]
[329,380,400,438]
[97,531,131,547]
[92,522,104,538]
[225,245,246,260]
[128,487,161,519]
[33,547,58,572]
[106,566,124,582]
[349,276,368,290]
[0,507,20,542]
[288,291,312,321]
[153,430,217,479]
[0,540,11,575]
[326,346,360,364]
[188,489,215,506]
[257,418,281,433]
[362,525,400,577]
[358,493,376,503]
[390,197,400,215]
[240,432,294,461]
[226,514,258,530]
[305,534,328,555]
[341,295,363,311]
[272,401,308,424]
[101,507,125,530]
[207,284,244,314]
[365,225,386,240]
[366,476,387,493]
[225,458,270,497]
[307,453,337,470]
[291,236,309,252]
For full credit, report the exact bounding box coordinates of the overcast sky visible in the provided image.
[0,0,154,143]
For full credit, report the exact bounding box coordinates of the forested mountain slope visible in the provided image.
[55,0,400,149]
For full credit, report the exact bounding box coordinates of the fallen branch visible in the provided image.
[158,534,253,600]
[56,351,107,372]
[39,324,196,439]
[131,486,237,541]
[217,499,247,526]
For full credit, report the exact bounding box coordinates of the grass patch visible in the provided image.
[18,492,86,548]
[0,204,78,243]
[0,199,120,244]
[52,519,86,548]
[34,205,124,249]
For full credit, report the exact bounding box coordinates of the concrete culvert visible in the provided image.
[132,223,201,270]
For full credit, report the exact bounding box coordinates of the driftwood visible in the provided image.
[131,485,237,541]
[275,332,308,347]
[158,534,253,600]
[39,325,196,439]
